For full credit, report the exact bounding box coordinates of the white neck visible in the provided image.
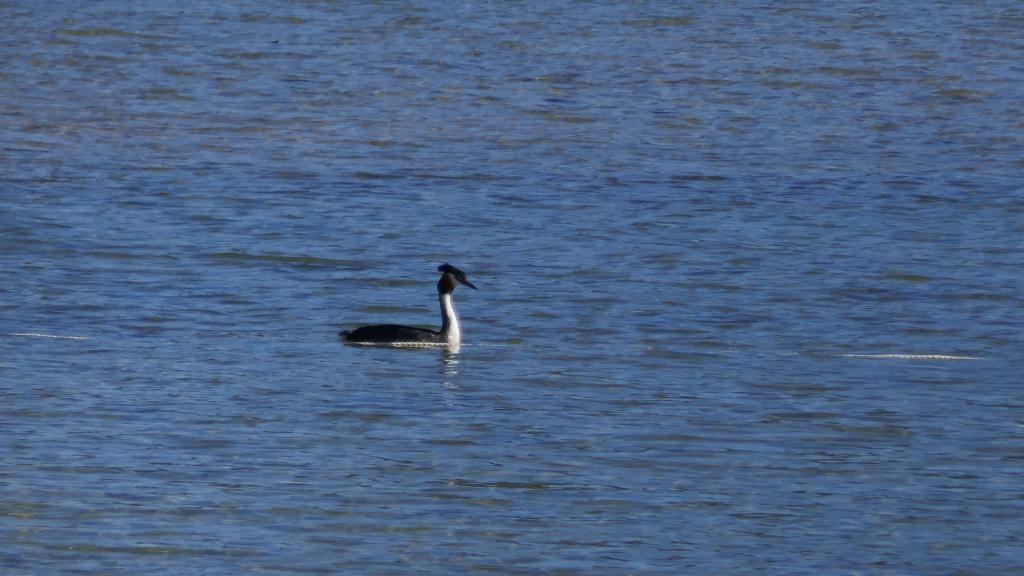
[440,292,461,344]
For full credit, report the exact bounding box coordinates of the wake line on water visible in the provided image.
[652,348,985,361]
[840,353,980,361]
[6,332,92,341]
[5,333,983,360]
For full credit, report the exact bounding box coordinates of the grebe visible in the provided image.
[340,264,477,346]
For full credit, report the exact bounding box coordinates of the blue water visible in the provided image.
[2,2,1023,574]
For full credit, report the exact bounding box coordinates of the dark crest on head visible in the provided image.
[437,263,477,291]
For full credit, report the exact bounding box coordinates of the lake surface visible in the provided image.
[2,2,1022,574]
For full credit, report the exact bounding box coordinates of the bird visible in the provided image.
[340,263,477,347]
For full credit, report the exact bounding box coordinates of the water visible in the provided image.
[2,1,1023,574]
